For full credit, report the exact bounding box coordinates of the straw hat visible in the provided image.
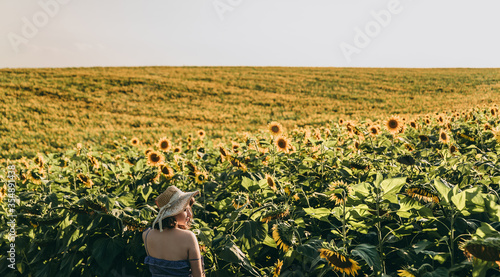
[152,185,199,231]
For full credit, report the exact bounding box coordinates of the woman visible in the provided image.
[143,185,205,277]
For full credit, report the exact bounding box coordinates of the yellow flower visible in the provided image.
[318,248,361,276]
[385,116,403,134]
[147,151,164,167]
[197,129,206,139]
[272,222,295,252]
[266,174,277,191]
[160,164,174,179]
[368,125,380,136]
[275,136,290,153]
[0,184,7,202]
[130,137,140,146]
[158,137,172,152]
[194,171,208,184]
[77,173,93,188]
[328,181,352,205]
[406,186,439,204]
[273,259,283,277]
[397,269,416,277]
[268,121,284,136]
[438,129,450,144]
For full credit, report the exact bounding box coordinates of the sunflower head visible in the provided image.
[194,171,208,184]
[318,248,361,276]
[77,173,93,188]
[272,259,283,277]
[406,185,439,204]
[461,237,500,262]
[328,181,352,205]
[147,151,164,167]
[439,129,450,144]
[160,164,174,179]
[397,267,417,277]
[144,148,154,156]
[268,122,284,136]
[261,205,289,223]
[266,174,277,191]
[130,137,140,146]
[409,120,418,129]
[449,144,458,154]
[0,184,7,202]
[272,222,296,252]
[385,116,403,134]
[418,135,430,143]
[173,146,182,153]
[158,137,172,151]
[197,129,206,139]
[368,125,380,136]
[275,136,290,153]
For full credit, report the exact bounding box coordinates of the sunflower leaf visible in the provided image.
[351,243,382,272]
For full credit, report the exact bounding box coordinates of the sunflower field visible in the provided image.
[1,106,500,277]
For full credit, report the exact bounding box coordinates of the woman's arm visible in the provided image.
[187,232,205,277]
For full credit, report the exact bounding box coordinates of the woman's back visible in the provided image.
[144,227,191,260]
[143,227,204,277]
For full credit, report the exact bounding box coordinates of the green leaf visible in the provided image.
[472,258,493,277]
[217,237,261,276]
[91,237,125,272]
[475,222,500,239]
[296,239,323,260]
[235,220,267,243]
[380,177,406,203]
[432,179,452,204]
[351,244,382,272]
[303,207,332,223]
[140,185,153,202]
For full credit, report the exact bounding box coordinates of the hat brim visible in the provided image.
[157,190,199,219]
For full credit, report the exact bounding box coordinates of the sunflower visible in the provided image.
[339,118,345,125]
[194,171,208,184]
[385,116,403,134]
[147,151,164,167]
[462,237,500,262]
[160,164,174,179]
[144,148,154,156]
[0,184,7,202]
[404,143,414,152]
[328,181,352,205]
[406,186,439,204]
[261,206,289,223]
[275,136,290,153]
[268,121,284,136]
[409,120,418,129]
[272,259,283,277]
[484,123,492,131]
[418,135,430,143]
[438,129,450,144]
[173,146,182,153]
[368,125,380,136]
[231,141,241,153]
[87,154,100,170]
[197,129,206,139]
[130,137,140,146]
[449,144,458,154]
[397,268,417,277]
[34,154,45,168]
[272,222,295,252]
[158,137,172,152]
[266,174,277,192]
[457,132,475,142]
[318,248,361,276]
[77,173,93,188]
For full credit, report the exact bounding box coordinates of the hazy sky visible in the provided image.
[1,0,499,68]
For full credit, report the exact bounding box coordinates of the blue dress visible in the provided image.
[143,228,204,277]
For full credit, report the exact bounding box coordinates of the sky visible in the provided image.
[1,0,499,68]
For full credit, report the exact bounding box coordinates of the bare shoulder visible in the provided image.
[177,229,198,243]
[142,227,152,242]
